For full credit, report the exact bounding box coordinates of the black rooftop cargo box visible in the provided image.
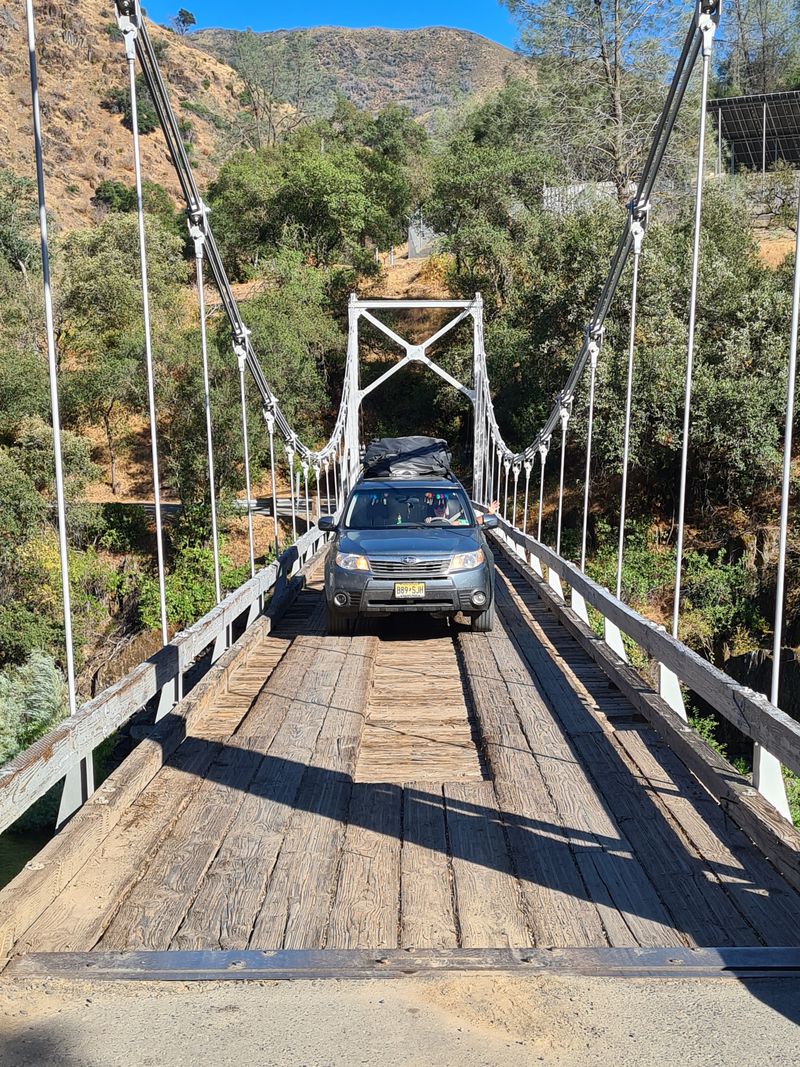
[362,436,453,479]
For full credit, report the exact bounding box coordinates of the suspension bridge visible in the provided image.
[2,0,800,982]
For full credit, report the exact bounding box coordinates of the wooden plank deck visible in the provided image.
[3,558,800,957]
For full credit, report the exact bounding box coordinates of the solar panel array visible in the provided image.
[708,91,800,170]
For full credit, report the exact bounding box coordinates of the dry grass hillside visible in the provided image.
[191,25,532,123]
[0,0,243,228]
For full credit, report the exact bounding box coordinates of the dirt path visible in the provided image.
[1,974,798,1066]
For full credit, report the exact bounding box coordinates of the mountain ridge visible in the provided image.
[189,24,532,122]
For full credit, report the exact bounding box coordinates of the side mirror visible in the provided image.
[482,513,500,530]
[318,515,337,532]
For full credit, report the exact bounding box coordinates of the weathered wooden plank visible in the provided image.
[248,637,375,949]
[172,636,346,950]
[574,851,686,948]
[99,732,271,951]
[443,780,532,948]
[498,540,800,896]
[481,615,685,949]
[327,783,402,949]
[0,613,280,959]
[458,631,611,947]
[611,726,800,945]
[13,738,226,953]
[355,624,483,784]
[495,569,789,947]
[495,558,777,947]
[400,784,458,949]
[488,523,800,776]
[247,728,355,950]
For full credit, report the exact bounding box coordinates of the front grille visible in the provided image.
[369,557,450,578]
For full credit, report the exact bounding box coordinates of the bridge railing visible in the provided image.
[488,514,800,778]
[486,513,800,887]
[0,525,327,838]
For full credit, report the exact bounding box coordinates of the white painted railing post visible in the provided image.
[56,752,95,829]
[571,588,589,624]
[659,661,688,721]
[604,618,628,662]
[547,567,565,601]
[754,747,791,819]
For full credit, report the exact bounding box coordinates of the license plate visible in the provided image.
[394,581,425,599]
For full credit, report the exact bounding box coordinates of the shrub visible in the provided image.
[0,652,68,766]
[0,606,59,669]
[101,77,159,135]
[138,543,249,630]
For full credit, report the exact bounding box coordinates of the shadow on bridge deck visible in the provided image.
[4,556,800,960]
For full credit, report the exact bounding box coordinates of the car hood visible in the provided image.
[338,526,482,558]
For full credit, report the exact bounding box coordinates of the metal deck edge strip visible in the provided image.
[3,948,800,981]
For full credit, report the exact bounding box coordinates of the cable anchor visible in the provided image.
[628,200,650,256]
[188,200,210,259]
[697,1,719,56]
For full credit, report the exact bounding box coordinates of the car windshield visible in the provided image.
[344,487,474,529]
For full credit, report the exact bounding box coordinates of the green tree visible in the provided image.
[209,109,424,277]
[0,170,38,274]
[424,122,550,301]
[717,0,800,95]
[171,8,196,34]
[502,0,683,197]
[59,213,185,496]
[234,30,313,149]
[102,75,159,135]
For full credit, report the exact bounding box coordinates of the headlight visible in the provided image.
[335,552,370,572]
[448,548,485,573]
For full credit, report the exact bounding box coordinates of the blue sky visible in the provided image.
[145,0,520,48]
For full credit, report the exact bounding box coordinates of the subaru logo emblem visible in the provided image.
[403,556,419,565]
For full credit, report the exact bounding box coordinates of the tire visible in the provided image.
[326,606,352,635]
[470,601,495,633]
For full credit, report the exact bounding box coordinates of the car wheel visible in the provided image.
[470,602,495,633]
[326,606,352,635]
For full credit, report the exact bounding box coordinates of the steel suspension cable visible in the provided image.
[191,216,221,602]
[303,463,311,527]
[555,404,570,556]
[288,448,298,543]
[324,461,331,516]
[616,211,647,598]
[122,21,168,644]
[756,180,800,819]
[537,443,549,542]
[672,14,717,639]
[25,0,77,717]
[267,415,279,554]
[580,336,601,572]
[512,465,519,527]
[235,347,256,577]
[522,461,532,535]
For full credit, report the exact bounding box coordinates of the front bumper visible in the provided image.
[325,563,494,616]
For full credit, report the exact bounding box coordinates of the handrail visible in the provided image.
[0,525,327,835]
[485,513,800,779]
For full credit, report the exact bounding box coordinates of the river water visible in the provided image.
[0,829,53,889]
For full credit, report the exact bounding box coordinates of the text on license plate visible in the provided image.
[394,581,425,599]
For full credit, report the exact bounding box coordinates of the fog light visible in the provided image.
[334,592,348,608]
[471,591,487,607]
